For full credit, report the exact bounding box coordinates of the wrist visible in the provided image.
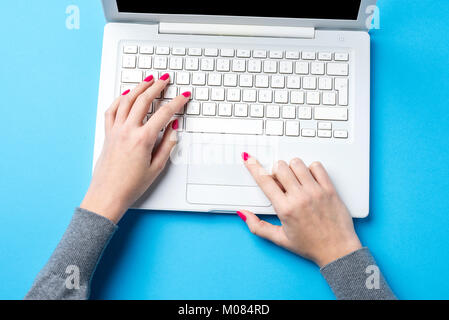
[315,237,362,268]
[80,188,128,224]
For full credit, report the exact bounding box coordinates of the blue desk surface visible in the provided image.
[1,0,449,299]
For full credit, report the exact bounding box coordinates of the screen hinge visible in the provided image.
[159,22,315,39]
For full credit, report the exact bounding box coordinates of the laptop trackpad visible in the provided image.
[186,143,273,207]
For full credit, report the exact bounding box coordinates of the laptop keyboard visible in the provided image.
[119,43,350,139]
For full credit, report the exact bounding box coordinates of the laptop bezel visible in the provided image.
[102,0,377,31]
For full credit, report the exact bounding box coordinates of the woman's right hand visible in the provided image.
[237,153,362,268]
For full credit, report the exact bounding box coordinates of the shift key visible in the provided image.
[314,107,348,121]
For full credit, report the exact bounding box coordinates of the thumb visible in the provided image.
[236,210,289,248]
[150,119,179,173]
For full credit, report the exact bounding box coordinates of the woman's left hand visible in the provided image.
[81,74,190,223]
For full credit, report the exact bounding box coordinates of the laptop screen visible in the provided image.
[116,1,362,20]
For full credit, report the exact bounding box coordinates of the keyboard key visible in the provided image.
[204,48,219,56]
[311,62,325,75]
[318,130,332,138]
[234,103,248,117]
[318,77,333,90]
[123,45,138,54]
[274,90,288,104]
[250,104,264,118]
[285,121,300,136]
[208,73,222,86]
[227,88,241,102]
[242,89,257,102]
[302,51,316,60]
[239,74,253,87]
[156,46,170,55]
[191,72,205,85]
[185,117,263,135]
[216,59,230,72]
[281,105,296,119]
[138,56,152,69]
[218,103,232,116]
[122,70,142,83]
[286,76,301,89]
[185,57,199,70]
[314,107,348,121]
[279,61,293,74]
[236,49,251,58]
[220,48,234,57]
[334,130,348,138]
[335,78,349,106]
[323,92,336,105]
[188,48,202,56]
[253,50,267,58]
[140,45,154,54]
[211,88,225,101]
[176,72,190,85]
[302,77,317,89]
[285,51,300,59]
[290,91,304,104]
[195,87,209,100]
[153,56,168,69]
[263,60,277,73]
[271,75,285,88]
[298,106,312,120]
[318,122,332,130]
[269,50,283,59]
[200,58,214,71]
[327,63,349,76]
[318,52,332,61]
[265,120,284,136]
[169,57,183,70]
[232,59,246,72]
[202,102,216,116]
[258,90,273,103]
[302,129,316,137]
[295,61,309,74]
[335,52,349,61]
[255,75,269,88]
[223,74,238,87]
[172,47,186,55]
[122,55,136,68]
[248,60,262,73]
[266,105,280,118]
[164,86,177,99]
[306,91,320,105]
[186,101,200,115]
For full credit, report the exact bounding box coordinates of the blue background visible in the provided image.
[0,0,448,299]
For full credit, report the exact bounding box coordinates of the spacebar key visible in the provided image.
[185,117,263,135]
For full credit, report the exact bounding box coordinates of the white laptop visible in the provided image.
[94,0,376,218]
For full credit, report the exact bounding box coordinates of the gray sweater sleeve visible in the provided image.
[320,247,397,300]
[24,207,117,300]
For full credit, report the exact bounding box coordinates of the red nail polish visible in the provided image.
[242,152,249,161]
[237,211,247,222]
[160,73,169,81]
[182,91,191,98]
[144,75,153,82]
[172,119,179,130]
[122,89,130,96]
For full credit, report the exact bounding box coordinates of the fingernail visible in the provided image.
[172,119,179,130]
[182,91,191,98]
[242,152,249,161]
[144,75,153,82]
[237,211,247,222]
[160,73,169,81]
[122,89,130,96]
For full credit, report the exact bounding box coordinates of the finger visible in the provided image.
[104,96,121,134]
[289,157,318,187]
[115,74,155,123]
[127,73,171,125]
[272,160,301,194]
[242,153,286,202]
[144,91,190,139]
[149,119,179,174]
[308,161,336,192]
[236,210,288,247]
